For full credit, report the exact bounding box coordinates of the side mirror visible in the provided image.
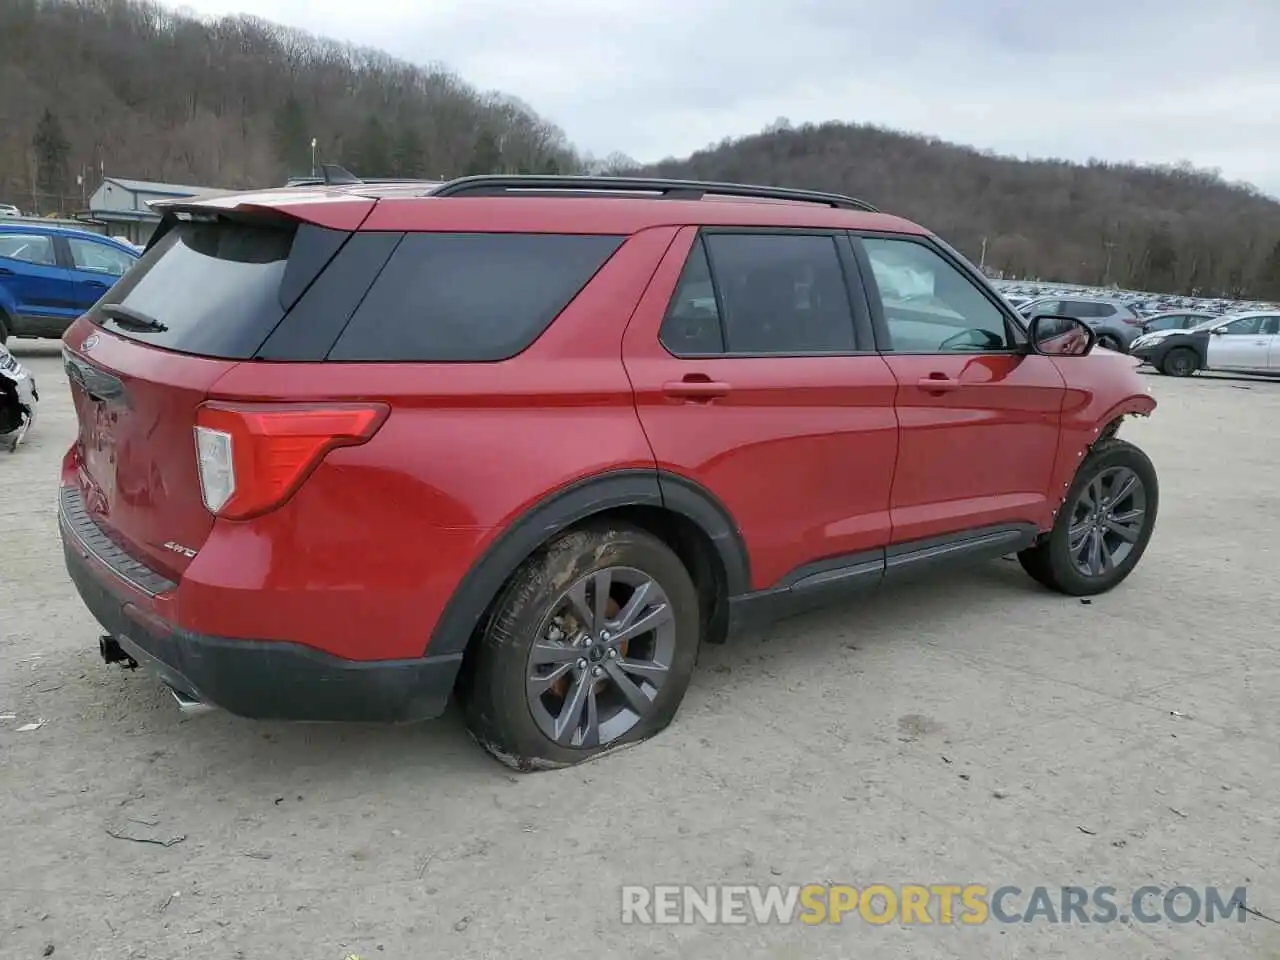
[1029,314,1096,357]
[1210,327,1226,335]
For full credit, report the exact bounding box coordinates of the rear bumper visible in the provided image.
[59,489,461,723]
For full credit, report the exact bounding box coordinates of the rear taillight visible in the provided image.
[1122,315,1146,327]
[193,402,389,519]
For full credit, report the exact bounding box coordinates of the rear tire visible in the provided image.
[1019,439,1158,596]
[463,524,702,771]
[0,313,10,346]
[1160,347,1197,377]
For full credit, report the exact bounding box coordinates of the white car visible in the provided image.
[0,204,21,218]
[1129,311,1280,377]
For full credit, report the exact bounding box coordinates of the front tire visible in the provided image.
[1019,439,1158,596]
[463,524,702,771]
[1160,347,1197,377]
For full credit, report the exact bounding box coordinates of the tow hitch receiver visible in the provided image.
[100,634,138,669]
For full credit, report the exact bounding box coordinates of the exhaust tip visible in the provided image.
[168,686,215,717]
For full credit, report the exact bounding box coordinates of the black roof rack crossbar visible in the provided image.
[428,175,878,212]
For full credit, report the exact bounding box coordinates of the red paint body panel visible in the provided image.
[622,228,899,589]
[62,324,232,582]
[1045,352,1157,508]
[880,353,1067,540]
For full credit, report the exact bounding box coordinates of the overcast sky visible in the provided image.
[166,0,1280,197]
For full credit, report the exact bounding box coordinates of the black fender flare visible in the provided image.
[424,468,750,657]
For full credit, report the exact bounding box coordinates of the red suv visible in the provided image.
[59,175,1159,770]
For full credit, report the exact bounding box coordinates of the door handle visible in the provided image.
[917,374,961,393]
[0,267,11,275]
[662,376,731,401]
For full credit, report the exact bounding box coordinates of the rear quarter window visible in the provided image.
[327,233,624,362]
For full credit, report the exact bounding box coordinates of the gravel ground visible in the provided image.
[1,340,1278,960]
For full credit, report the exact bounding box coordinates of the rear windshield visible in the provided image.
[93,220,297,359]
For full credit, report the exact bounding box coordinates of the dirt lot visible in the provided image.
[1,340,1278,960]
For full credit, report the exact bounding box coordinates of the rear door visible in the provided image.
[63,212,345,581]
[61,235,137,312]
[622,226,898,590]
[853,233,1065,543]
[0,230,75,331]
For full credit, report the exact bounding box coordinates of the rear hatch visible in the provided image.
[63,193,373,582]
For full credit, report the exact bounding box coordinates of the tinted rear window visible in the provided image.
[93,221,297,359]
[327,233,624,362]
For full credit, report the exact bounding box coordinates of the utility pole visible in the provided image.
[1103,241,1115,286]
[979,236,988,273]
[311,138,317,177]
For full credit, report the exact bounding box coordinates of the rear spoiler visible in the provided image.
[144,188,377,253]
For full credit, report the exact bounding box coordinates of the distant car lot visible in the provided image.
[993,279,1279,322]
[2,341,1279,959]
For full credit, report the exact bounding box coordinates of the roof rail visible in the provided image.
[428,175,878,212]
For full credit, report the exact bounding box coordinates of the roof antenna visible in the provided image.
[320,164,362,186]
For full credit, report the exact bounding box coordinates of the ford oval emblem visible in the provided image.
[82,334,100,351]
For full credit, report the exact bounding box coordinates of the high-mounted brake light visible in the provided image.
[193,402,389,519]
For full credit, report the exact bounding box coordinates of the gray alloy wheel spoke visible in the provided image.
[591,569,613,633]
[607,600,673,647]
[580,686,601,749]
[553,671,592,745]
[1087,528,1106,575]
[528,659,576,697]
[604,660,654,715]
[529,640,582,666]
[616,657,669,687]
[1110,470,1138,506]
[1068,519,1092,550]
[565,580,594,632]
[1105,516,1142,543]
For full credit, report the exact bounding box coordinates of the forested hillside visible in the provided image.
[0,0,580,211]
[3,0,1279,297]
[634,122,1280,299]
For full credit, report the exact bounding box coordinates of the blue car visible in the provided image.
[0,224,139,343]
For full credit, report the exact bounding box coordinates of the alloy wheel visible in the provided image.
[525,566,676,748]
[1067,466,1148,578]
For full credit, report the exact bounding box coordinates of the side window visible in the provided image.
[660,238,724,355]
[0,232,56,266]
[1092,304,1117,318]
[701,233,856,354]
[328,233,624,362]
[1263,317,1280,335]
[861,237,1010,353]
[1060,301,1092,319]
[1223,316,1264,335]
[67,238,135,277]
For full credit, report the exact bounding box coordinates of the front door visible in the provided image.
[622,226,899,591]
[854,234,1066,544]
[1207,315,1275,371]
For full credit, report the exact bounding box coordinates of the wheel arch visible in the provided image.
[426,469,750,659]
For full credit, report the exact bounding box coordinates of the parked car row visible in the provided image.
[993,279,1279,324]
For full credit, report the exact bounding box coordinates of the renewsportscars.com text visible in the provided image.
[621,884,1249,926]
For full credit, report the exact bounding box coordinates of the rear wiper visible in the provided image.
[99,304,168,332]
